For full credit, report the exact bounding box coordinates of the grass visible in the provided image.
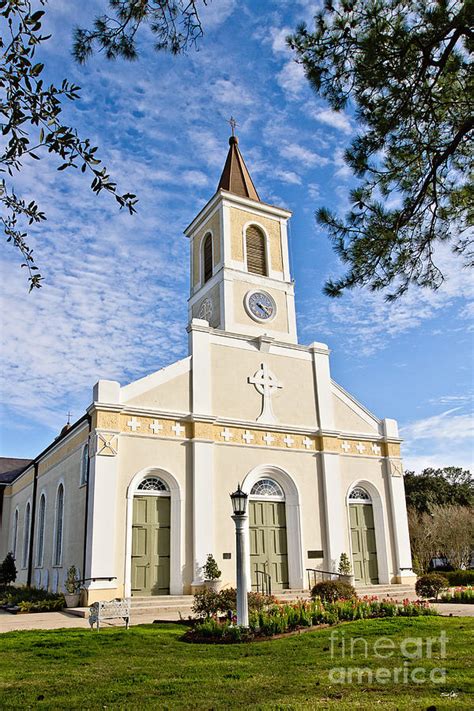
[0,617,473,709]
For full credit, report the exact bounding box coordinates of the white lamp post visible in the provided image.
[230,484,249,627]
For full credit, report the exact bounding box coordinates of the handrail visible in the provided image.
[255,570,272,596]
[78,576,117,584]
[306,568,342,590]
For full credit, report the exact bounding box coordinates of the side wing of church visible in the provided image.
[0,134,416,601]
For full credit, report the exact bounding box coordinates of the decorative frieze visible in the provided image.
[93,410,400,457]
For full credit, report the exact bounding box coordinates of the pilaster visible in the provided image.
[191,440,215,586]
[310,342,333,430]
[319,452,347,571]
[84,447,119,593]
[188,318,212,417]
[383,419,415,582]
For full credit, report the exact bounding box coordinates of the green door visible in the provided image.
[131,495,170,595]
[249,500,289,592]
[350,504,379,584]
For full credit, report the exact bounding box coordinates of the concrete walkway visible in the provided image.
[1,603,472,633]
[0,608,186,633]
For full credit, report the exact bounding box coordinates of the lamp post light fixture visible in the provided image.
[230,484,249,627]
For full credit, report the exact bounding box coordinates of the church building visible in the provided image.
[0,133,416,602]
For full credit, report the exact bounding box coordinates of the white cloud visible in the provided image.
[270,26,292,55]
[211,78,254,107]
[401,409,474,472]
[334,147,352,179]
[182,170,209,187]
[276,60,307,98]
[200,0,236,28]
[307,182,320,200]
[311,107,352,134]
[274,169,302,185]
[301,243,474,356]
[401,408,474,442]
[280,142,329,168]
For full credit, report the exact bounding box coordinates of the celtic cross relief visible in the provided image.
[248,363,283,424]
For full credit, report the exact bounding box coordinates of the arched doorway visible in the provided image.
[249,478,289,592]
[131,476,171,596]
[348,486,379,585]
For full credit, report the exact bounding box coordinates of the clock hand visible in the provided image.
[257,302,271,315]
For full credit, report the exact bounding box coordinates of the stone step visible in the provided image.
[131,595,193,606]
[355,585,416,597]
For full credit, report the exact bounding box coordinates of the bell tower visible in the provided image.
[185,132,297,344]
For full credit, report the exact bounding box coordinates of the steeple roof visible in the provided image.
[217,136,260,202]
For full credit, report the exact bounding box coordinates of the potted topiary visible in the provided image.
[202,554,222,592]
[64,565,81,608]
[338,553,354,585]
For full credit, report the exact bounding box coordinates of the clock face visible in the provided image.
[245,291,276,322]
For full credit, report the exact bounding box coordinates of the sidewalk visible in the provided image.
[0,608,186,633]
[1,604,472,634]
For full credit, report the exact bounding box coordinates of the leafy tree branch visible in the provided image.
[1,0,138,289]
[73,0,208,62]
[289,0,473,299]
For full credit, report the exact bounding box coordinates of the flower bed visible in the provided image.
[0,586,66,613]
[185,597,437,643]
[440,586,474,604]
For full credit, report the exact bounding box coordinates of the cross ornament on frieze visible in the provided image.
[248,362,283,424]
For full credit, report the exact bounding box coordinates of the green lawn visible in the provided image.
[0,617,472,709]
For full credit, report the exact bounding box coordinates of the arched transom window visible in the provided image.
[137,476,170,493]
[203,233,213,283]
[246,225,267,276]
[349,486,372,502]
[250,478,284,499]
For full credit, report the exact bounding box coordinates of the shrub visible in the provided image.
[18,597,65,613]
[440,586,474,604]
[338,553,352,576]
[0,585,64,606]
[192,587,276,618]
[444,570,474,586]
[415,573,449,600]
[64,566,80,594]
[0,553,17,586]
[311,580,356,602]
[203,554,221,581]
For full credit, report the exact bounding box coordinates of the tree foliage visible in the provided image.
[289,0,473,299]
[0,0,138,289]
[404,466,473,514]
[408,505,473,572]
[73,0,207,62]
[1,0,206,290]
[0,552,17,586]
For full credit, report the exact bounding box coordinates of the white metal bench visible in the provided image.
[89,599,130,630]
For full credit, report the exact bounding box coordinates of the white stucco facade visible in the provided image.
[0,137,416,601]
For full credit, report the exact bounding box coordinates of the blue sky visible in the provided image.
[0,0,472,471]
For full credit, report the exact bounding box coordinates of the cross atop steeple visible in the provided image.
[228,116,237,137]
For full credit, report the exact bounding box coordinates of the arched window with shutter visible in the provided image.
[202,233,213,283]
[12,508,19,559]
[245,225,267,276]
[80,444,89,486]
[22,502,31,568]
[36,494,46,567]
[53,484,64,566]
